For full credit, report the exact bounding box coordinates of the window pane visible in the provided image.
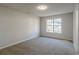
[46,18,62,33]
[47,20,53,25]
[46,19,53,32]
[47,22,52,25]
[47,20,52,22]
[53,22,60,25]
[54,18,62,23]
[54,26,58,32]
[54,22,61,25]
[54,25,61,33]
[46,26,53,32]
[53,18,62,33]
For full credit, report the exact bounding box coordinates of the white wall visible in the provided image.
[0,6,40,49]
[40,12,73,40]
[73,3,79,52]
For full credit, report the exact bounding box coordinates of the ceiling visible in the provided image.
[1,3,74,17]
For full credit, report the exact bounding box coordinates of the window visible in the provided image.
[46,18,62,33]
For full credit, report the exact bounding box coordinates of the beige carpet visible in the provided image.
[0,37,76,55]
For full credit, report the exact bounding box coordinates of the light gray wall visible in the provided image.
[78,4,79,49]
[40,12,73,40]
[73,3,79,52]
[0,6,40,49]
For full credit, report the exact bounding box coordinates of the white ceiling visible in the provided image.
[1,3,74,17]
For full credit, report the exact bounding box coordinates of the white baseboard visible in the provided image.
[0,35,39,50]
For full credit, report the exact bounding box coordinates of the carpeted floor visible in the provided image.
[0,37,76,55]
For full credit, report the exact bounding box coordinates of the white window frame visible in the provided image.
[46,18,62,33]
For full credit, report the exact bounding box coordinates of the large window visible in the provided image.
[46,18,62,33]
